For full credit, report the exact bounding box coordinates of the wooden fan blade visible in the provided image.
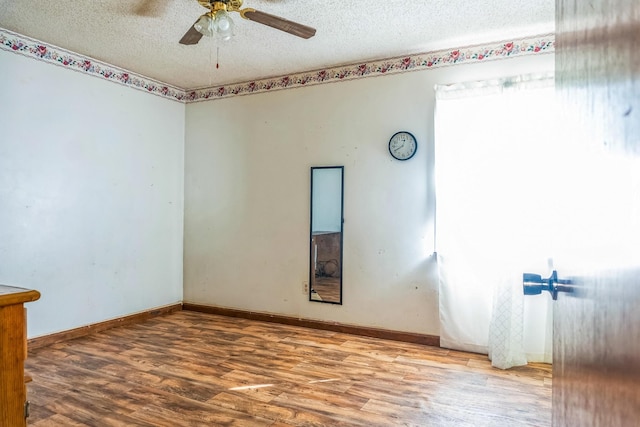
[179,21,204,45]
[241,9,316,39]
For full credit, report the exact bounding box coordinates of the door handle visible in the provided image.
[523,270,573,300]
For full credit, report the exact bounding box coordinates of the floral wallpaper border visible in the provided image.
[189,35,554,103]
[0,28,186,102]
[1,27,554,104]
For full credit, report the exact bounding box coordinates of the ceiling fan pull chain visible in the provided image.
[217,46,220,69]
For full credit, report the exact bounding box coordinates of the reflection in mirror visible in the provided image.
[309,166,344,304]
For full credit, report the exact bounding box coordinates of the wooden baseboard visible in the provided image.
[28,303,182,350]
[182,303,440,347]
[28,302,440,350]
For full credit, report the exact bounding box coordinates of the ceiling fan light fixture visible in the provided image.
[194,13,215,37]
[213,10,235,41]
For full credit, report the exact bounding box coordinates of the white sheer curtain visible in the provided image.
[434,73,556,369]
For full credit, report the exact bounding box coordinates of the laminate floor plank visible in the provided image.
[209,391,295,418]
[270,391,389,427]
[26,311,551,426]
[31,414,93,427]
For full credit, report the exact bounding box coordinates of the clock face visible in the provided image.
[388,131,417,161]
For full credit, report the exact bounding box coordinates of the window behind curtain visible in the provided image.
[434,73,556,367]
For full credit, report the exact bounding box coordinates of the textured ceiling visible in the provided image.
[0,0,554,90]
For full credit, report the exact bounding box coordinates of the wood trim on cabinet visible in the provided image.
[0,286,41,307]
[0,285,40,427]
[183,303,440,347]
[28,303,182,350]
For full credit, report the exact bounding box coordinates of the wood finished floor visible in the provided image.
[26,311,551,427]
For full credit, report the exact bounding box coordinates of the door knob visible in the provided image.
[523,270,573,300]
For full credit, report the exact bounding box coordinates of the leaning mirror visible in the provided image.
[309,166,344,304]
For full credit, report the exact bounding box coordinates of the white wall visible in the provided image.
[184,53,554,335]
[0,50,185,338]
[0,46,552,339]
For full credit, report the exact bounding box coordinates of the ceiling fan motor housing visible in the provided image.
[198,0,243,12]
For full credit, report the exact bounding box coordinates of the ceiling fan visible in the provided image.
[179,0,316,45]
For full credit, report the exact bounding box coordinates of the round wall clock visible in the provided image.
[388,131,417,161]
